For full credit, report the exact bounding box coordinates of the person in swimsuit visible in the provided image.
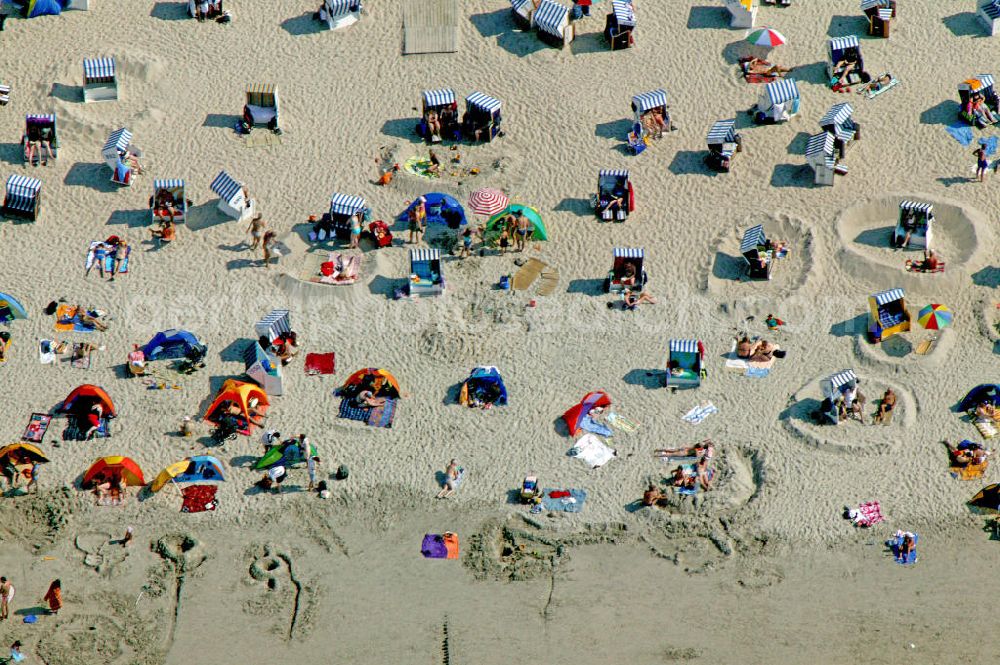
[154,189,178,224]
[974,145,989,182]
[436,459,462,499]
[247,214,266,251]
[460,227,473,258]
[349,213,362,249]
[642,483,665,506]
[110,240,128,282]
[515,213,530,251]
[874,388,896,423]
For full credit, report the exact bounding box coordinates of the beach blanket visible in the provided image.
[338,398,371,423]
[889,532,918,565]
[22,413,52,443]
[304,352,336,375]
[945,123,974,146]
[540,488,587,513]
[579,415,613,437]
[368,398,397,428]
[675,466,714,495]
[38,339,55,364]
[421,533,459,559]
[403,156,440,179]
[951,460,988,481]
[70,343,91,369]
[852,501,884,527]
[86,242,130,275]
[745,366,770,378]
[606,412,640,433]
[512,259,547,292]
[568,433,616,469]
[54,304,100,333]
[725,340,749,371]
[536,266,560,296]
[682,402,718,425]
[181,485,218,513]
[981,136,1000,157]
[63,417,110,441]
[973,418,997,439]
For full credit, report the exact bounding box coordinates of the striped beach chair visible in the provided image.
[187,0,224,20]
[595,169,633,221]
[151,179,187,224]
[604,1,635,50]
[464,92,502,142]
[827,36,865,86]
[819,103,859,158]
[958,74,998,127]
[83,57,118,103]
[419,88,459,142]
[0,83,10,106]
[820,369,858,401]
[510,0,534,29]
[327,193,367,241]
[243,84,281,134]
[630,89,670,152]
[867,288,910,342]
[605,247,646,293]
[102,128,136,186]
[981,0,1000,35]
[3,175,42,222]
[706,119,739,172]
[740,224,773,279]
[321,0,362,29]
[666,339,704,390]
[895,201,933,249]
[255,310,292,345]
[409,248,445,296]
[210,170,253,221]
[753,79,799,124]
[861,0,894,37]
[532,0,573,47]
[21,114,58,166]
[806,132,837,186]
[724,0,756,28]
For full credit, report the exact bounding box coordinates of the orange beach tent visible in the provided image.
[340,368,401,398]
[60,384,116,417]
[83,456,145,487]
[203,379,269,422]
[0,442,49,466]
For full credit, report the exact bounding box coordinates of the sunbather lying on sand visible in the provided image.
[623,289,656,307]
[356,390,386,408]
[857,73,893,95]
[742,57,792,77]
[974,401,997,422]
[873,388,896,423]
[654,440,714,459]
[944,440,989,467]
[736,336,779,361]
[70,306,108,332]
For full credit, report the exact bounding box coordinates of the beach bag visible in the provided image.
[335,464,349,480]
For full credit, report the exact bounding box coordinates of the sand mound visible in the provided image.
[783,373,916,452]
[852,326,956,368]
[701,213,815,298]
[835,195,986,290]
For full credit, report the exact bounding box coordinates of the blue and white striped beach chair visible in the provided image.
[320,0,362,29]
[532,0,573,47]
[980,0,1000,36]
[596,170,632,220]
[83,57,118,103]
[604,1,635,50]
[151,179,187,224]
[806,132,837,186]
[666,339,704,391]
[605,247,646,292]
[210,170,253,221]
[510,0,533,28]
[464,92,502,142]
[409,248,445,296]
[102,128,137,186]
[706,119,739,172]
[3,174,42,222]
[243,84,280,134]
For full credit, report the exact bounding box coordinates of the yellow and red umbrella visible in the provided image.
[917,304,953,330]
[0,442,49,466]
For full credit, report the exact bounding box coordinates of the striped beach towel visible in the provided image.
[367,398,397,428]
[338,398,371,423]
[607,412,640,433]
[681,402,718,425]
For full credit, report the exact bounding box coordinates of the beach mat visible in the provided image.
[915,339,935,355]
[512,258,547,292]
[536,266,559,296]
[540,488,587,513]
[945,123,973,146]
[889,533,918,565]
[54,304,97,333]
[38,339,56,364]
[181,485,218,513]
[244,133,282,148]
[682,402,718,425]
[63,417,110,441]
[304,352,336,375]
[853,501,884,527]
[745,366,770,378]
[402,0,458,55]
[70,343,91,370]
[368,398,397,428]
[338,398,371,423]
[607,412,640,433]
[974,419,997,439]
[421,533,459,559]
[22,413,52,443]
[403,156,439,179]
[951,460,988,481]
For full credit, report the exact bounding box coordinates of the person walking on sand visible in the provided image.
[9,641,24,663]
[975,145,989,183]
[261,230,278,268]
[247,214,266,251]
[43,579,62,615]
[121,526,134,547]
[307,455,321,491]
[0,577,14,621]
[436,459,462,499]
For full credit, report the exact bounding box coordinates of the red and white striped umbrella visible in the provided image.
[468,188,509,216]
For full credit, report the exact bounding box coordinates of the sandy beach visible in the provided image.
[1,1,1000,663]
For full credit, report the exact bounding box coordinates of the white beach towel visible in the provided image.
[682,402,718,425]
[725,340,749,371]
[567,433,616,469]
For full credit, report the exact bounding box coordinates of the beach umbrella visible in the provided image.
[468,188,509,217]
[0,292,27,323]
[745,27,786,49]
[0,442,49,466]
[917,304,953,330]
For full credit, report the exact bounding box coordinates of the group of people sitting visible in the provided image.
[830,57,864,91]
[2,455,38,494]
[964,91,997,125]
[642,440,716,505]
[906,249,940,273]
[944,439,990,468]
[639,108,669,140]
[193,0,224,21]
[735,335,783,363]
[423,105,458,143]
[24,124,54,166]
[266,331,299,366]
[88,473,129,505]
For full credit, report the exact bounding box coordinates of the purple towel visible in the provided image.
[421,534,447,558]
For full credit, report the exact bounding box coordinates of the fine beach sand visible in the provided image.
[1,1,1000,663]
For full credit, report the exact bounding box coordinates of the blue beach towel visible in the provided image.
[745,367,770,378]
[540,488,587,513]
[980,136,999,156]
[889,533,918,565]
[103,245,130,274]
[338,398,371,423]
[681,402,718,425]
[579,415,613,437]
[945,124,974,146]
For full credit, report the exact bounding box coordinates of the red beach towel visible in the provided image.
[305,352,335,375]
